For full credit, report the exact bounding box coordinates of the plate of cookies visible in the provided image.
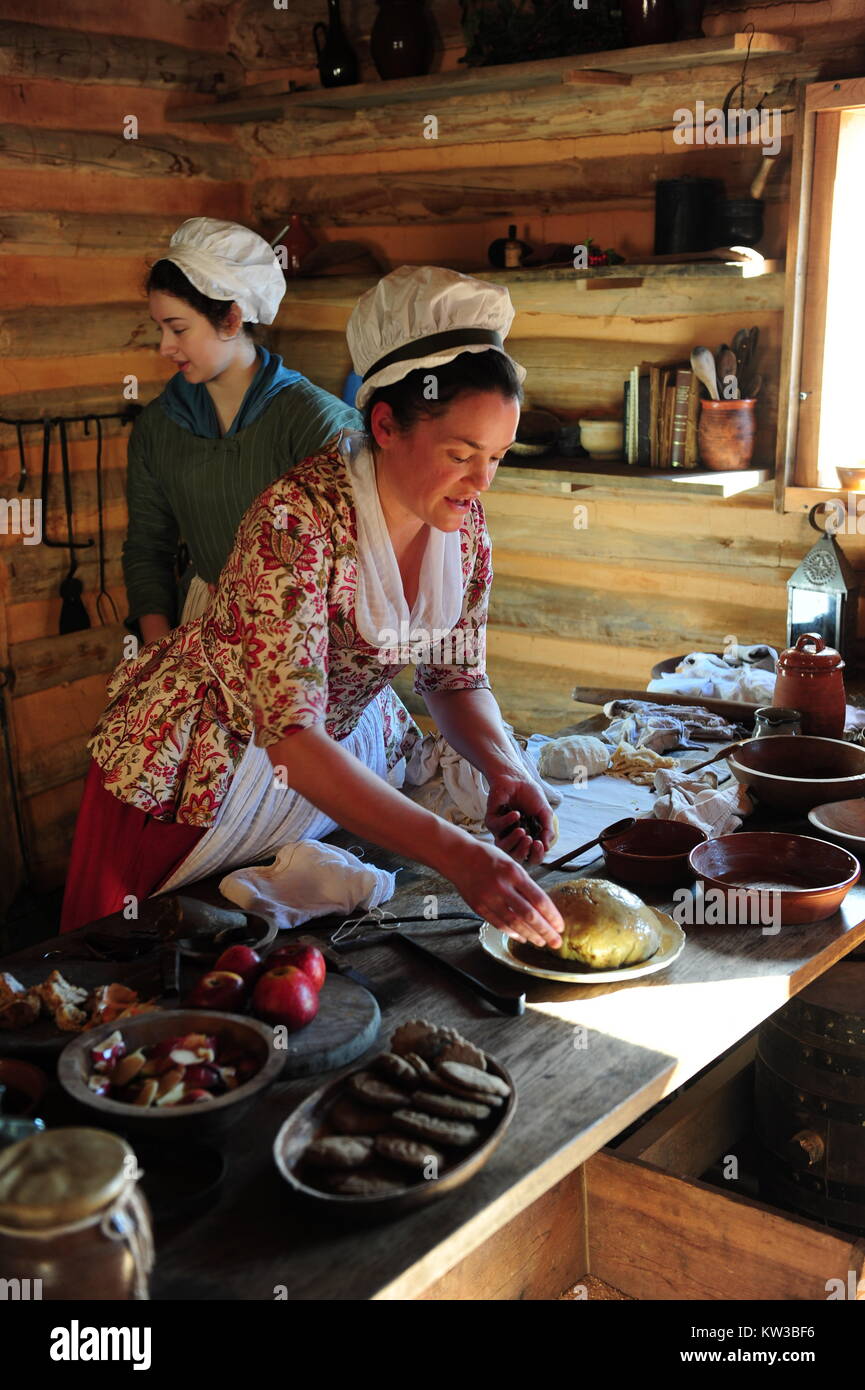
[273,1019,516,1214]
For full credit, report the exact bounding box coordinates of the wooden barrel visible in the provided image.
[755,958,865,1234]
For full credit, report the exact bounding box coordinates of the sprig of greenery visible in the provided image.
[460,0,624,67]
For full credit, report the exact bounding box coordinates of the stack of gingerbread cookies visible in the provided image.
[298,1019,513,1197]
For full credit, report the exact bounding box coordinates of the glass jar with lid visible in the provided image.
[0,1127,153,1300]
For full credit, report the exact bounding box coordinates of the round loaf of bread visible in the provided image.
[549,877,660,969]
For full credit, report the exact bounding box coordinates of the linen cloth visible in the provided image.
[218,841,398,933]
[652,766,753,837]
[345,432,465,652]
[402,725,563,836]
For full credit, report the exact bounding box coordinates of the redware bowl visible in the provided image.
[600,817,707,886]
[688,831,860,926]
[728,736,865,812]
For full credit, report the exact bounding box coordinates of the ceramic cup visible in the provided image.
[698,398,756,471]
[579,418,624,459]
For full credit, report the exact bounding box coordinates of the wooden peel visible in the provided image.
[571,684,759,721]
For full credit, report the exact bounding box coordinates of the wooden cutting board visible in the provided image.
[0,963,380,1077]
[274,973,380,1079]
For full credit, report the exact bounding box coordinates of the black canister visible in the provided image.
[654,177,724,254]
[718,198,764,248]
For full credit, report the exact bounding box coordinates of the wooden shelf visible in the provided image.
[498,458,773,499]
[169,32,800,125]
[273,264,786,324]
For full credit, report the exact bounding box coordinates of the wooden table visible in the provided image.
[3,807,865,1301]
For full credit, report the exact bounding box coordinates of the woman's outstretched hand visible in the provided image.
[444,838,563,950]
[484,770,556,866]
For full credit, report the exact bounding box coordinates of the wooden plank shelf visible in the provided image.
[499,458,773,499]
[169,32,800,125]
[274,264,786,322]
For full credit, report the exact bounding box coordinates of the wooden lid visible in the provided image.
[0,1127,134,1229]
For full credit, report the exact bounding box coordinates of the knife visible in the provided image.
[392,931,525,1016]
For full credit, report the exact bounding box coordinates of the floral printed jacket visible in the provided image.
[91,440,493,826]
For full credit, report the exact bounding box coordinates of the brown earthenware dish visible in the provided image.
[689,831,860,926]
[728,736,865,812]
[600,817,707,886]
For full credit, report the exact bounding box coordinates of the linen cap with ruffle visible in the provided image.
[152,217,285,325]
[346,265,526,411]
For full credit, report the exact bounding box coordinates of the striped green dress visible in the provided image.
[122,378,361,622]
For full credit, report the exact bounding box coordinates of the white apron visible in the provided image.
[158,689,402,893]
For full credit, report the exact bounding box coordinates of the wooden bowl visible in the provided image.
[689,832,860,926]
[509,408,561,457]
[728,736,865,812]
[600,818,707,886]
[274,1052,517,1217]
[58,1010,284,1141]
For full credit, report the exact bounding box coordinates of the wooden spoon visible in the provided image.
[691,346,719,400]
[716,346,739,398]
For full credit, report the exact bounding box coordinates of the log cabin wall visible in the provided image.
[0,0,248,908]
[241,0,865,728]
[1,0,865,912]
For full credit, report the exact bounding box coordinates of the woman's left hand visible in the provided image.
[485,772,555,866]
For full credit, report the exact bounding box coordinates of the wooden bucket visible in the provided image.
[755,958,865,1233]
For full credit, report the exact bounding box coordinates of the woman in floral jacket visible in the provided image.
[61,267,564,950]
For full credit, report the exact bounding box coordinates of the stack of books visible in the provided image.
[623,363,700,469]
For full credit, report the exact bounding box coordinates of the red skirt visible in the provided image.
[60,760,207,933]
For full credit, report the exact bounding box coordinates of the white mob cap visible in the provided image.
[152,217,285,325]
[347,264,526,411]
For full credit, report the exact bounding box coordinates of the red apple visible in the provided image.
[179,1089,214,1105]
[213,944,262,984]
[264,943,326,993]
[252,966,319,1032]
[187,970,246,1012]
[183,1063,222,1092]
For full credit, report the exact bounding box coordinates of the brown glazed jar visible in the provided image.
[0,1127,153,1300]
[698,398,757,471]
[371,0,434,80]
[773,633,847,739]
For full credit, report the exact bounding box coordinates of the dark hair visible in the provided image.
[145,258,255,337]
[363,349,523,433]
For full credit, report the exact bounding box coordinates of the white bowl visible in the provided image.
[579,419,624,459]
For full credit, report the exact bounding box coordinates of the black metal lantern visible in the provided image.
[786,503,860,660]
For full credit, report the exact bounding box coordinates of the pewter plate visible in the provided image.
[479,909,686,984]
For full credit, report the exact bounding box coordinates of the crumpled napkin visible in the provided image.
[647,646,778,705]
[652,766,753,838]
[219,840,397,932]
[402,729,562,835]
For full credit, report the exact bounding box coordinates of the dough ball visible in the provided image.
[538,735,611,782]
[548,877,660,969]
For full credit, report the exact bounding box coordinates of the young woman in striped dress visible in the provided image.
[124,217,360,642]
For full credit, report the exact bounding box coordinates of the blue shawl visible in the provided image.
[159,346,302,437]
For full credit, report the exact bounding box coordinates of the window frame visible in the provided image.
[777,75,865,513]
